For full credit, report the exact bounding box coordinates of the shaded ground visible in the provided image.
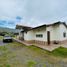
[0,41,67,67]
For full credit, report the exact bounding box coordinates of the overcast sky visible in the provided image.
[0,0,67,28]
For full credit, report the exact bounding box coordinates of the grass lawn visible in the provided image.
[0,41,67,67]
[28,46,67,57]
[49,47,67,58]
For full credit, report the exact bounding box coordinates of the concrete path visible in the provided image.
[34,44,61,51]
[13,38,32,46]
[61,44,67,48]
[13,38,67,51]
[34,44,67,51]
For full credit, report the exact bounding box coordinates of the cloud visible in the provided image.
[18,0,67,27]
[0,19,16,28]
[0,0,67,28]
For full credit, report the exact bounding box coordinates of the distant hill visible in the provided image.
[0,27,18,33]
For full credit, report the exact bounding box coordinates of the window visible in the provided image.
[63,32,66,37]
[36,34,43,38]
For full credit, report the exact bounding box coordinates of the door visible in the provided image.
[21,31,24,40]
[47,31,50,45]
[22,33,24,40]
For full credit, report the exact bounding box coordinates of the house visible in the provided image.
[16,25,32,40]
[16,21,67,45]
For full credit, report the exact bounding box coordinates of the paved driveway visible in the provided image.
[0,40,7,46]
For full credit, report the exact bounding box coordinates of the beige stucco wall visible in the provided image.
[24,27,47,41]
[48,25,60,41]
[24,30,35,40]
[34,28,47,41]
[24,24,67,42]
[59,24,67,41]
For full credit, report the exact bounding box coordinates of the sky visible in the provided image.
[0,0,67,28]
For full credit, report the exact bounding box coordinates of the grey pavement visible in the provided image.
[0,40,7,46]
